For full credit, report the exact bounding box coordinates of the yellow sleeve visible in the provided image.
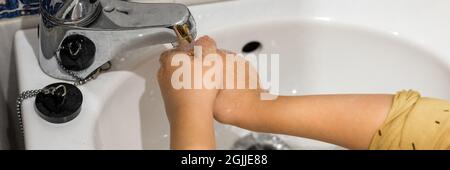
[369,90,450,150]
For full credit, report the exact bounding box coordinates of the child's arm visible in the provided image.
[216,94,393,149]
[267,95,393,149]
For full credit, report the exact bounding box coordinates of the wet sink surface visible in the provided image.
[15,0,450,149]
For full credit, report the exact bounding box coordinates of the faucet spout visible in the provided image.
[39,0,196,81]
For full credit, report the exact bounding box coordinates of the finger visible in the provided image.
[174,38,194,56]
[176,37,193,52]
[177,37,191,49]
[194,36,218,56]
[159,49,186,67]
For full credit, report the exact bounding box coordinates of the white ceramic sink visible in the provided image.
[15,0,450,150]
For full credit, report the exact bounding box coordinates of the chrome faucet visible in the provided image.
[39,0,196,81]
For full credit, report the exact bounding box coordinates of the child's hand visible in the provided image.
[157,36,221,149]
[158,36,220,119]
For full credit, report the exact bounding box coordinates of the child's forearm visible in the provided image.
[238,95,393,149]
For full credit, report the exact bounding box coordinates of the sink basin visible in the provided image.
[14,0,450,150]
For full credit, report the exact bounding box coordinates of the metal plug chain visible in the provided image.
[16,89,43,137]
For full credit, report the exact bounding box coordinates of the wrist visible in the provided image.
[214,90,273,131]
[169,109,216,149]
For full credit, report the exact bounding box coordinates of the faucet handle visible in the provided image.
[41,0,101,26]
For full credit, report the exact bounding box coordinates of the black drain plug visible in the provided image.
[35,83,83,124]
[59,34,96,71]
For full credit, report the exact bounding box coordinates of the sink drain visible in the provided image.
[242,41,262,53]
[232,133,291,150]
